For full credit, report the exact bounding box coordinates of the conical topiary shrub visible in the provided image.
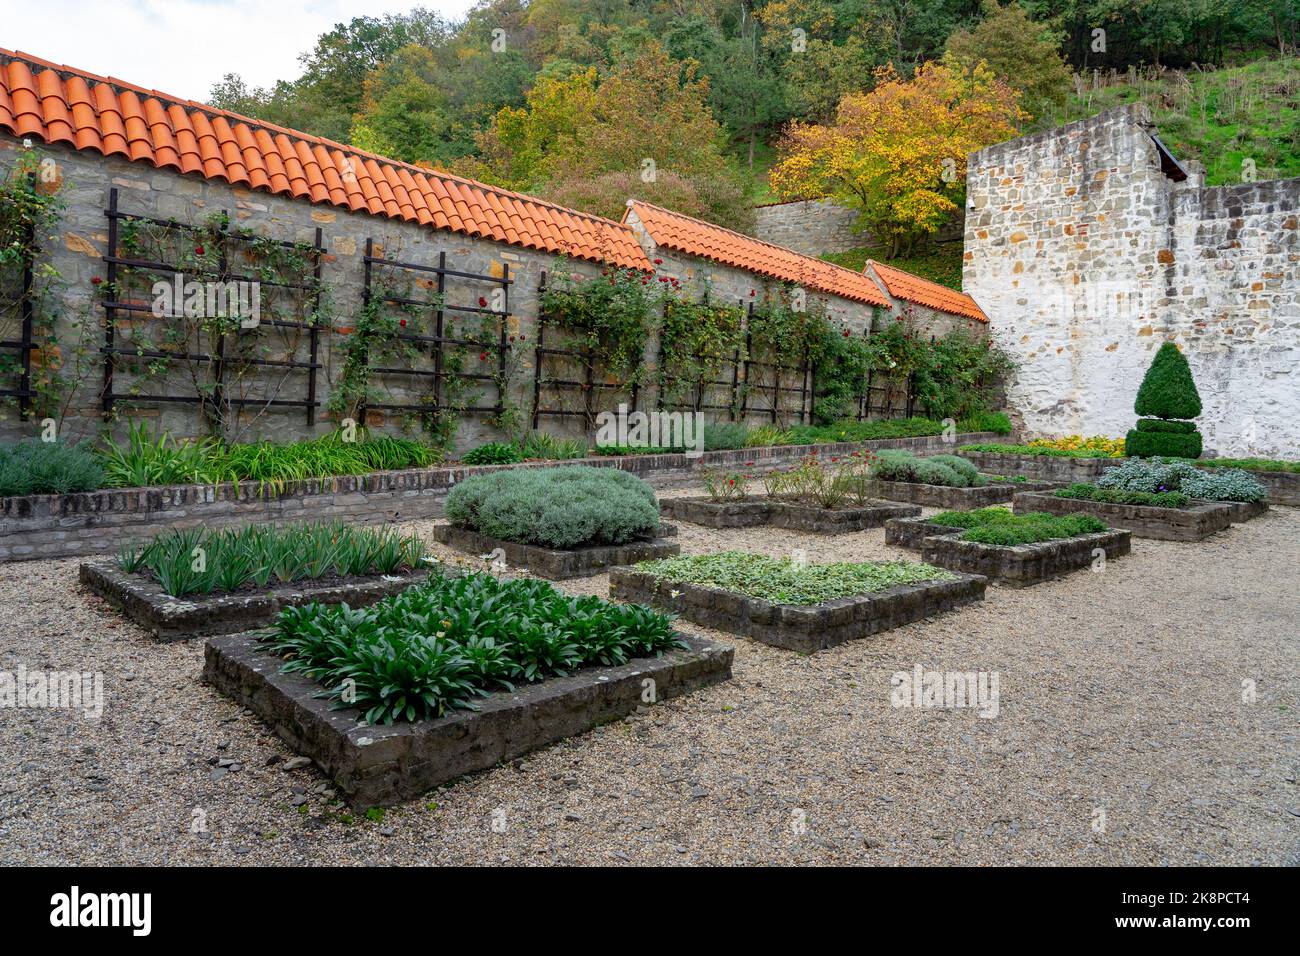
[1125,341,1203,458]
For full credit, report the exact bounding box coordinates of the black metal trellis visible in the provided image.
[739,303,813,424]
[530,270,640,430]
[359,243,511,423]
[100,187,326,423]
[0,173,38,420]
[655,297,746,419]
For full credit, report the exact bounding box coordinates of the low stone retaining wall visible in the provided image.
[1012,492,1232,541]
[79,560,435,640]
[0,431,998,563]
[949,451,1118,482]
[431,524,679,579]
[885,516,972,550]
[609,566,986,653]
[919,529,1131,587]
[660,496,919,532]
[204,630,734,806]
[1194,498,1269,523]
[868,477,1060,508]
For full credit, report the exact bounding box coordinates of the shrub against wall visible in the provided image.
[444,465,661,548]
[1127,342,1204,458]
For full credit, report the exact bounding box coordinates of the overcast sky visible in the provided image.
[0,0,479,101]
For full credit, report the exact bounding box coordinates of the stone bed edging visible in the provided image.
[608,566,986,653]
[1011,491,1233,541]
[867,477,1061,508]
[659,496,920,532]
[431,524,680,579]
[79,559,436,641]
[0,431,999,563]
[203,630,734,807]
[918,528,1132,587]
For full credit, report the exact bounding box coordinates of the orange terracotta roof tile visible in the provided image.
[865,260,988,322]
[0,48,651,270]
[625,201,889,307]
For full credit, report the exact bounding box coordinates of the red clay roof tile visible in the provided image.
[865,260,987,322]
[0,48,651,270]
[625,201,890,307]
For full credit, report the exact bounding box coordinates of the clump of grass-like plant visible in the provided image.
[118,521,428,597]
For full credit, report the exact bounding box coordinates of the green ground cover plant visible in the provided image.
[444,465,660,548]
[634,551,953,606]
[1190,457,1300,474]
[515,431,587,460]
[262,571,682,724]
[1097,457,1267,503]
[0,440,105,496]
[957,442,1120,459]
[1053,483,1190,508]
[460,441,524,465]
[869,449,984,487]
[118,521,427,597]
[929,506,1108,544]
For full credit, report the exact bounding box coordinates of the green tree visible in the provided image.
[945,1,1071,120]
[1126,341,1204,458]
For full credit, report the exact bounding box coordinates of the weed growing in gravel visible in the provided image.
[119,521,427,597]
[634,551,954,605]
[262,571,682,724]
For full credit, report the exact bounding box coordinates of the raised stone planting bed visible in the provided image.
[79,559,434,641]
[203,630,733,806]
[0,431,1000,563]
[432,523,679,579]
[950,451,1118,483]
[918,529,1131,587]
[1228,470,1299,506]
[1193,498,1269,523]
[884,516,971,549]
[660,497,920,532]
[1012,491,1232,541]
[608,566,986,653]
[867,477,1060,508]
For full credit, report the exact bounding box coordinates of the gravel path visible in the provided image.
[3,485,1297,866]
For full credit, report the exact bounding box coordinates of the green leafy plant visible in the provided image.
[657,295,745,410]
[515,431,587,460]
[461,441,524,465]
[868,449,984,487]
[1097,457,1266,503]
[1192,457,1300,474]
[928,507,1109,545]
[957,442,1119,459]
[0,440,105,497]
[958,411,1012,435]
[120,520,428,597]
[444,465,660,548]
[262,571,683,724]
[701,468,748,501]
[702,422,749,451]
[634,551,953,606]
[540,261,658,384]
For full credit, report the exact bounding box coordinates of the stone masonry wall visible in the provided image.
[964,103,1300,457]
[752,198,865,255]
[0,135,877,449]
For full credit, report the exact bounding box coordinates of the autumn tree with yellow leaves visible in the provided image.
[771,59,1027,258]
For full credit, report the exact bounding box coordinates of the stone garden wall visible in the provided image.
[964,103,1300,457]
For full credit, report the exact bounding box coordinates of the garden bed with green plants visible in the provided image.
[609,551,986,652]
[954,443,1122,483]
[432,466,678,578]
[867,449,1061,507]
[204,571,733,806]
[80,522,431,640]
[659,456,920,532]
[884,507,1131,587]
[1013,486,1235,542]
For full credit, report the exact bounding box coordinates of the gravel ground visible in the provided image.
[2,482,1297,866]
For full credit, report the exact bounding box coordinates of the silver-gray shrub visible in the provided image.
[1097,457,1266,502]
[444,465,660,548]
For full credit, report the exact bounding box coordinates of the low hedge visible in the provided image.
[1053,483,1190,508]
[1126,421,1202,458]
[263,571,682,724]
[444,465,660,549]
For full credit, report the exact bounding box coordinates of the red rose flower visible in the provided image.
[478,297,487,307]
[479,352,487,361]
[194,246,205,256]
[399,319,406,327]
[653,258,662,265]
[91,276,102,286]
